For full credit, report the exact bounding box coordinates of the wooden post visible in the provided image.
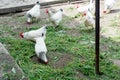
[95,0,100,74]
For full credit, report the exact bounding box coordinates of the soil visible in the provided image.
[75,70,86,79]
[112,59,120,67]
[66,29,81,36]
[30,52,73,69]
[51,53,73,69]
[100,0,120,38]
[30,55,44,64]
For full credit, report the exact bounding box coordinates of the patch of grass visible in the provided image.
[0,12,120,80]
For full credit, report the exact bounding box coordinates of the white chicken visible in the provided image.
[46,8,63,27]
[103,0,115,13]
[20,25,47,41]
[76,0,94,16]
[35,37,48,64]
[26,1,41,24]
[84,9,95,29]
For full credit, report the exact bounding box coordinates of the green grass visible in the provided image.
[0,13,120,80]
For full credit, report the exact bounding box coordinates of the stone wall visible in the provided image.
[0,42,28,80]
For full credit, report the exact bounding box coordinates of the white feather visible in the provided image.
[22,25,47,41]
[77,0,94,14]
[48,9,63,26]
[84,9,95,29]
[26,2,41,22]
[35,37,47,63]
[104,0,115,12]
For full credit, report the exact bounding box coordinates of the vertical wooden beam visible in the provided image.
[95,0,100,74]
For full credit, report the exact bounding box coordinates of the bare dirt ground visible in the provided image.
[30,52,73,69]
[100,0,120,38]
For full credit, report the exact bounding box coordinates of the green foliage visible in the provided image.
[0,13,120,80]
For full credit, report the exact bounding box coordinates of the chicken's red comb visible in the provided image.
[20,32,23,38]
[45,61,48,64]
[27,22,32,25]
[103,10,106,13]
[46,8,48,13]
[76,4,80,8]
[83,12,86,16]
